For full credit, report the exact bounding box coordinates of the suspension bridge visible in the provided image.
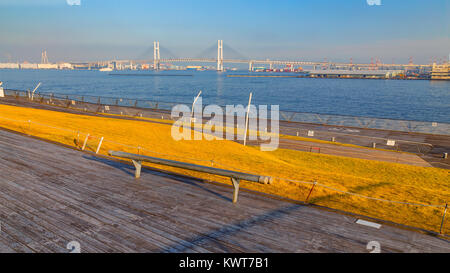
[92,40,433,71]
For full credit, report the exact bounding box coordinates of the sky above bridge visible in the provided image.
[0,0,448,64]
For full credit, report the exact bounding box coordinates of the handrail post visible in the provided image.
[81,134,89,151]
[231,177,240,203]
[132,160,142,179]
[96,97,101,112]
[96,137,104,154]
[440,203,448,235]
[305,181,317,203]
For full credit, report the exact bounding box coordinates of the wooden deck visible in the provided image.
[0,129,448,253]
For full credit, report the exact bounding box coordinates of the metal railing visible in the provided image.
[109,150,272,203]
[4,88,449,135]
[2,89,448,155]
[278,110,450,136]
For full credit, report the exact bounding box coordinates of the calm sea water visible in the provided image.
[0,69,449,123]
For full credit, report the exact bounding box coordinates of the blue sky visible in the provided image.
[0,0,448,63]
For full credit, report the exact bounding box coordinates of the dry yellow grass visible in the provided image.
[105,110,404,153]
[0,103,449,234]
[280,134,413,154]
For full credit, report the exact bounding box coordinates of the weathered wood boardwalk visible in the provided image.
[0,129,448,253]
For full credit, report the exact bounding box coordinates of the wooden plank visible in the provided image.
[0,180,131,252]
[0,129,449,253]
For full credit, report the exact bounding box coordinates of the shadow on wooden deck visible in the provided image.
[160,203,304,253]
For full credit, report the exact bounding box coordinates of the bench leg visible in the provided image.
[231,177,240,203]
[132,160,142,179]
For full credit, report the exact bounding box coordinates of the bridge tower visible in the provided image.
[153,41,160,70]
[41,50,48,64]
[217,40,224,71]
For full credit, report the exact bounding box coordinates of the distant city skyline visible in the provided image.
[0,0,448,64]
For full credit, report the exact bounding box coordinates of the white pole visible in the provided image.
[191,90,202,122]
[82,133,90,151]
[31,82,41,101]
[243,92,253,146]
[96,137,104,154]
[0,81,4,98]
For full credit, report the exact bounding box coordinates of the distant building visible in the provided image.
[58,63,73,69]
[38,63,58,69]
[0,63,19,69]
[20,63,38,69]
[307,69,403,79]
[1,62,70,70]
[431,63,450,80]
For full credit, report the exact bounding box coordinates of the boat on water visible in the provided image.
[99,67,113,72]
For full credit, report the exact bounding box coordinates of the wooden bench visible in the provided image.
[109,150,272,203]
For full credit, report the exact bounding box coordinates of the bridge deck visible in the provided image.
[0,129,448,253]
